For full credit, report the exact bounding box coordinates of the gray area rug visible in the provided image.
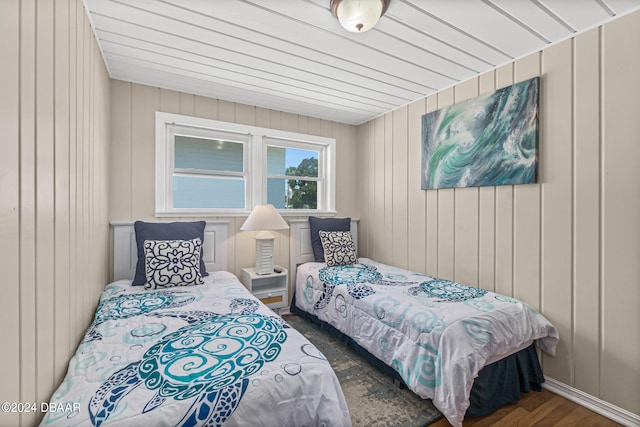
[286,314,443,427]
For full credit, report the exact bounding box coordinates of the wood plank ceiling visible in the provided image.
[85,0,640,125]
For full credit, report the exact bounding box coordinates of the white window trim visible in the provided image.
[155,112,336,217]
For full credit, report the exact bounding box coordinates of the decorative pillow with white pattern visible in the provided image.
[319,230,358,267]
[143,238,204,289]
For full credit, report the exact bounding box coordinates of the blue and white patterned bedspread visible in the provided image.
[42,271,350,427]
[295,258,559,427]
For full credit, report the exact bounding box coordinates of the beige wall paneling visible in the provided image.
[180,92,195,117]
[19,1,38,422]
[160,87,181,114]
[351,11,640,418]
[513,53,542,310]
[391,107,409,269]
[382,114,394,265]
[453,79,480,287]
[0,1,20,425]
[54,0,72,389]
[601,12,640,415]
[194,95,218,120]
[68,0,79,347]
[540,39,574,383]
[132,85,160,220]
[372,116,385,262]
[494,63,515,297]
[109,81,133,220]
[359,121,372,257]
[478,72,496,292]
[75,3,86,333]
[0,1,111,424]
[407,99,426,273]
[436,88,455,281]
[573,28,601,397]
[425,96,439,276]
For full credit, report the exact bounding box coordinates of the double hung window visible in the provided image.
[155,112,335,216]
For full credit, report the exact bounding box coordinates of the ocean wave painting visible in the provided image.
[421,77,539,190]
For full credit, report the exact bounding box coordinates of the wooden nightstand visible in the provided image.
[241,266,288,311]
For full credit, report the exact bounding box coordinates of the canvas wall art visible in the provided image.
[421,77,539,190]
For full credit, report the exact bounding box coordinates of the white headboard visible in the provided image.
[288,218,359,289]
[112,221,229,281]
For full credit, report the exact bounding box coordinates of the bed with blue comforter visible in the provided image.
[294,258,559,427]
[42,271,350,427]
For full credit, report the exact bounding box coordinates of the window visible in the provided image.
[155,112,336,216]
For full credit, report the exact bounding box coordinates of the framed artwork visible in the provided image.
[421,77,539,190]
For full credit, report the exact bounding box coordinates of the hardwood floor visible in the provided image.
[430,388,622,426]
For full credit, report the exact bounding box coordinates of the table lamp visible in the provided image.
[240,204,289,275]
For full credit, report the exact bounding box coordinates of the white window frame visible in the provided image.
[155,112,336,216]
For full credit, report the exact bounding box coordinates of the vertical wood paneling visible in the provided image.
[131,85,159,219]
[19,1,38,419]
[0,1,21,425]
[540,39,574,382]
[453,78,479,287]
[513,53,542,310]
[68,0,79,345]
[1,0,111,424]
[494,63,515,297]
[382,114,393,265]
[436,88,455,281]
[601,11,640,413]
[425,95,439,276]
[354,10,639,418]
[54,0,71,388]
[109,81,132,220]
[573,28,601,397]
[478,72,496,292]
[391,107,408,269]
[407,100,426,273]
[373,117,385,261]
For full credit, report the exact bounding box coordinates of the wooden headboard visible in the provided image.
[288,218,359,289]
[112,221,229,281]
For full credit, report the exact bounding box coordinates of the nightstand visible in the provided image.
[241,266,288,311]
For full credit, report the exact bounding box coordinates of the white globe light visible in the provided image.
[334,0,385,33]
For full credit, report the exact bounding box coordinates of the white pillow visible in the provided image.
[143,238,204,289]
[319,230,358,267]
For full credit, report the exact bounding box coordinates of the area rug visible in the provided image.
[286,314,443,427]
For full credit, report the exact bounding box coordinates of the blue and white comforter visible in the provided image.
[295,258,559,427]
[42,271,350,427]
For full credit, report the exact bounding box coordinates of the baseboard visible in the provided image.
[543,377,640,426]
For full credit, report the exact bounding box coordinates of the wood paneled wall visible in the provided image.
[109,81,359,291]
[356,12,639,417]
[0,0,111,425]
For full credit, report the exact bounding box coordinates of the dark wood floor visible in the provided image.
[430,388,621,426]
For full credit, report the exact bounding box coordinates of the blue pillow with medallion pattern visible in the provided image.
[309,217,351,263]
[143,238,204,289]
[133,221,208,285]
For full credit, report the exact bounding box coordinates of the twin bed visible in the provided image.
[42,221,350,427]
[44,218,558,427]
[289,218,559,427]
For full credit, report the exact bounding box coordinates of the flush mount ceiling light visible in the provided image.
[330,0,390,33]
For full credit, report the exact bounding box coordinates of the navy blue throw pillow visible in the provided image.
[308,217,351,263]
[132,221,208,286]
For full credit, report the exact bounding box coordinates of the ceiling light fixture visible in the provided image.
[330,0,390,33]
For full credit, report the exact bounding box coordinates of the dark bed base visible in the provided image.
[290,293,545,418]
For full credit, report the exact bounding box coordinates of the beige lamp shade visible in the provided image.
[241,205,289,274]
[240,204,289,232]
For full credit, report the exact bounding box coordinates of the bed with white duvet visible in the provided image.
[289,218,559,427]
[41,221,350,427]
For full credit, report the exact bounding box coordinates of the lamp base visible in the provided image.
[254,233,275,275]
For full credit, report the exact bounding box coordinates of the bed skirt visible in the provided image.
[290,292,545,418]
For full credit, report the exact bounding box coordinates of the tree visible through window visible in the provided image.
[286,157,318,209]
